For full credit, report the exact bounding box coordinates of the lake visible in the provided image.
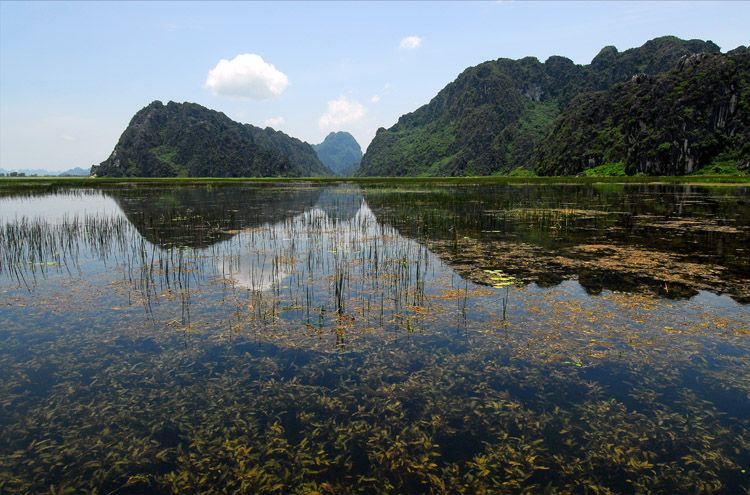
[1,180,748,494]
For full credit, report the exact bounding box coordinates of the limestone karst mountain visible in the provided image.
[357,36,747,177]
[94,101,334,178]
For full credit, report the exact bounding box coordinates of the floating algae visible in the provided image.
[0,182,748,494]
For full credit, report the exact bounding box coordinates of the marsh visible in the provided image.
[1,180,748,494]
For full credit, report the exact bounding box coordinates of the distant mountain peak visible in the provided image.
[312,131,362,176]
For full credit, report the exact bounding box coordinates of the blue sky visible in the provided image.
[1,1,748,172]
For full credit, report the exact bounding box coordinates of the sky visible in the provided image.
[1,1,749,172]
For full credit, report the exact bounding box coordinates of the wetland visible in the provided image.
[0,179,748,494]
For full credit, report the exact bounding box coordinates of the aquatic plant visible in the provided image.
[0,183,748,494]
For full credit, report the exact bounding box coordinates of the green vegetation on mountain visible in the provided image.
[536,53,750,175]
[93,101,334,178]
[312,132,363,176]
[357,36,745,177]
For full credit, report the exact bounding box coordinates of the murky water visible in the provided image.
[1,181,748,494]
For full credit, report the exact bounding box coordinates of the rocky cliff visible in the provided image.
[93,101,333,178]
[535,53,750,175]
[357,36,731,177]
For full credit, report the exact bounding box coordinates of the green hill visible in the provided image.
[356,36,739,177]
[312,132,363,176]
[93,101,334,178]
[535,53,750,176]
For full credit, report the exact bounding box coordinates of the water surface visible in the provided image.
[1,181,748,494]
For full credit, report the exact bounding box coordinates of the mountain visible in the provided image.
[535,52,750,176]
[0,167,89,177]
[59,167,90,176]
[93,101,334,178]
[357,36,734,177]
[312,131,363,176]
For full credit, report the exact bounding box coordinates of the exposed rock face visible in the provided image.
[357,36,731,177]
[94,101,333,178]
[312,132,363,176]
[535,53,750,175]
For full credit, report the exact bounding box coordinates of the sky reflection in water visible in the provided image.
[0,182,748,494]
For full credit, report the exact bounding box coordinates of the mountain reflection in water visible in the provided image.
[0,181,748,494]
[218,195,380,292]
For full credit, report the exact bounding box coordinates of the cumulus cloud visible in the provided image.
[399,36,423,51]
[319,95,365,130]
[370,94,381,103]
[265,116,285,127]
[204,54,289,101]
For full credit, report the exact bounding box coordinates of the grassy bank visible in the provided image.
[2,174,750,186]
[0,174,748,200]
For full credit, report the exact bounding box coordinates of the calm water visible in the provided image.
[0,181,748,494]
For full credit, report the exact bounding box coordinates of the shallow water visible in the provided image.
[0,181,748,494]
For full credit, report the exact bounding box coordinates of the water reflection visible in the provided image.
[364,183,750,303]
[207,186,447,349]
[111,184,324,249]
[0,182,748,494]
[0,188,121,223]
[217,192,376,292]
[6,182,746,303]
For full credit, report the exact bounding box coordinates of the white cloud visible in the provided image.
[319,95,365,130]
[61,134,75,141]
[204,54,289,101]
[371,83,392,103]
[265,116,285,127]
[399,36,423,51]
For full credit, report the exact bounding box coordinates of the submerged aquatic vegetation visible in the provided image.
[0,182,748,494]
